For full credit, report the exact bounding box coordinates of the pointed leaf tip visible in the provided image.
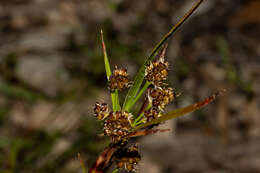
[101,29,107,57]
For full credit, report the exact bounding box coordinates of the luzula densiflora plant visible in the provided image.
[85,0,225,172]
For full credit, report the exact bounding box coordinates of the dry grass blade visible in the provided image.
[134,89,226,130]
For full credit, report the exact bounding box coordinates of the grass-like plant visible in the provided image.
[81,0,225,172]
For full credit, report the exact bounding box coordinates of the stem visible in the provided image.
[134,82,151,105]
[126,81,151,112]
[133,103,152,127]
[88,143,123,173]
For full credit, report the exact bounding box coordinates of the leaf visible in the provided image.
[134,90,225,130]
[123,0,204,111]
[101,30,120,111]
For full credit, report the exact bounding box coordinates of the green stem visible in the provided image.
[125,81,151,111]
[132,103,152,127]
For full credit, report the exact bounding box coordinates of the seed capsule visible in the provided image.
[108,67,130,91]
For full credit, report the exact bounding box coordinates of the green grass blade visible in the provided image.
[101,30,120,111]
[123,0,204,111]
[134,90,224,130]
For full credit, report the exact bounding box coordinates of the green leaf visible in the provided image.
[123,0,204,111]
[101,30,120,111]
[134,90,224,130]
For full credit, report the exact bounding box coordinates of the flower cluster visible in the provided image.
[116,145,141,172]
[103,111,133,143]
[108,67,130,91]
[143,47,176,122]
[145,48,169,86]
[148,87,175,111]
[94,67,134,144]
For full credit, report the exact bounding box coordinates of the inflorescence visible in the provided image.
[93,47,176,172]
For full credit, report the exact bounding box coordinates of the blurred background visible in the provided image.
[0,0,260,172]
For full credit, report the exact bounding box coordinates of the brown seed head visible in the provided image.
[148,87,175,110]
[104,111,133,143]
[108,67,130,91]
[94,102,109,120]
[145,55,169,86]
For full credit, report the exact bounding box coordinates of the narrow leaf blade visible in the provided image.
[123,0,204,111]
[134,90,225,130]
[101,30,112,79]
[101,30,120,111]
